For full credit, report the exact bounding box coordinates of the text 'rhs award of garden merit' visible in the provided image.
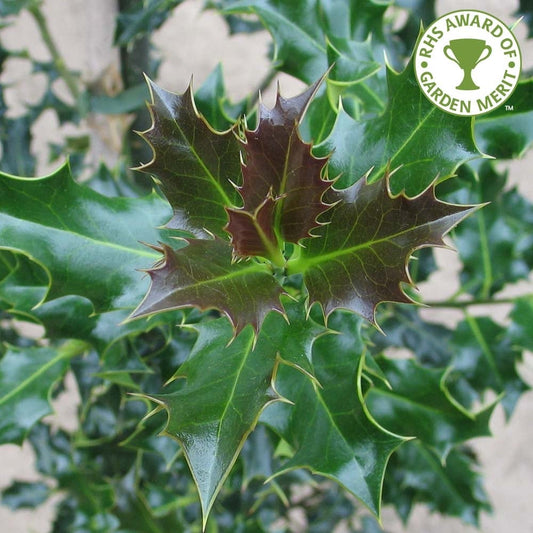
[415,9,521,116]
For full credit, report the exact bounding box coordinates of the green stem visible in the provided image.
[58,339,92,359]
[473,180,493,299]
[28,3,81,105]
[424,295,529,308]
[464,311,503,387]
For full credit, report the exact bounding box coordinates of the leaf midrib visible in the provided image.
[295,217,438,271]
[0,213,159,260]
[0,349,66,406]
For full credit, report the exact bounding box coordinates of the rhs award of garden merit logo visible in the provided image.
[414,9,522,116]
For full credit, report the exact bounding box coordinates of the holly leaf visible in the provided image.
[288,174,476,324]
[325,36,386,118]
[138,78,242,237]
[315,58,482,195]
[365,358,495,459]
[131,238,285,333]
[1,481,51,510]
[227,78,331,256]
[446,162,533,297]
[383,442,490,526]
[114,0,184,45]
[372,306,454,368]
[0,163,170,312]
[475,79,533,158]
[225,0,388,84]
[451,316,529,419]
[147,314,285,525]
[509,296,533,352]
[262,311,405,516]
[0,345,73,444]
[194,63,248,131]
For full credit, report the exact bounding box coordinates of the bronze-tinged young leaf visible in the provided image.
[138,78,242,237]
[288,174,477,324]
[225,195,279,260]
[227,80,331,257]
[131,238,285,333]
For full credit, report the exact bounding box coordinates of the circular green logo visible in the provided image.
[414,10,521,116]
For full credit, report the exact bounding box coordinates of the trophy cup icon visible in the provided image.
[443,39,492,90]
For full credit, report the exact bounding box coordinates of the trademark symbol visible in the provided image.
[505,105,514,111]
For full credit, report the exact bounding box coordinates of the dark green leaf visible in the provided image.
[383,442,490,526]
[138,79,242,237]
[288,175,476,324]
[0,344,74,444]
[0,0,33,16]
[372,306,454,368]
[225,0,388,84]
[263,311,404,516]
[114,0,184,45]
[0,163,170,312]
[90,84,149,114]
[509,296,533,351]
[315,58,481,195]
[194,63,247,131]
[448,162,533,297]
[365,358,495,459]
[149,317,280,526]
[0,115,35,176]
[1,481,51,510]
[516,0,533,37]
[451,315,529,418]
[475,79,533,158]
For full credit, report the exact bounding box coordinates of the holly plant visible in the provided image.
[1,1,532,532]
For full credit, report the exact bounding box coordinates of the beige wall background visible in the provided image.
[0,1,532,532]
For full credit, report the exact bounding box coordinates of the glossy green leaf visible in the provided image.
[0,344,82,444]
[225,0,387,83]
[325,36,386,118]
[288,175,476,324]
[447,162,533,297]
[372,306,454,368]
[315,58,481,195]
[365,358,495,459]
[144,303,324,525]
[0,251,48,317]
[194,63,247,131]
[263,311,404,516]
[451,315,529,418]
[475,79,533,158]
[138,79,242,237]
[150,317,279,526]
[114,0,184,45]
[383,442,490,526]
[131,238,285,333]
[0,163,170,312]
